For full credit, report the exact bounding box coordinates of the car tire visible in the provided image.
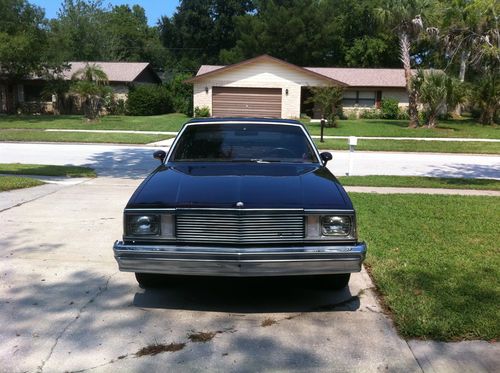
[135,272,165,288]
[316,273,351,290]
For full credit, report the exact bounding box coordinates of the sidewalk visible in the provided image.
[344,186,500,196]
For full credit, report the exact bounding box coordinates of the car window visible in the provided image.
[170,123,318,163]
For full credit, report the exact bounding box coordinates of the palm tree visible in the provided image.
[72,63,109,86]
[419,70,448,128]
[375,0,436,128]
[71,63,110,121]
[441,0,500,115]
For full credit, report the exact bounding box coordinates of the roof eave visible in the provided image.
[185,55,348,87]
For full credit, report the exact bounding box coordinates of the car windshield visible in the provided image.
[170,123,318,163]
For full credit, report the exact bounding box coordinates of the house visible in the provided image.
[186,55,410,119]
[0,61,162,114]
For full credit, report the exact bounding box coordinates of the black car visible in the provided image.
[113,118,366,289]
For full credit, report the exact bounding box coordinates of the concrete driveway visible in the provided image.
[0,176,424,373]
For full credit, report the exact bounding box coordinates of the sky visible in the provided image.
[31,0,180,26]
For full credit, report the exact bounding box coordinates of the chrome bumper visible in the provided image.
[113,241,367,277]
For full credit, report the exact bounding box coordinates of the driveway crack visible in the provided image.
[36,272,118,373]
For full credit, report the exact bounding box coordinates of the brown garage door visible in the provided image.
[212,87,282,118]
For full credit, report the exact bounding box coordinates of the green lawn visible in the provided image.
[0,164,96,178]
[0,129,173,144]
[315,138,500,154]
[0,115,498,139]
[339,176,500,191]
[352,193,500,340]
[0,113,188,132]
[0,175,45,192]
[305,118,499,139]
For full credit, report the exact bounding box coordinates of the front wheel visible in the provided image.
[135,272,165,288]
[315,273,351,290]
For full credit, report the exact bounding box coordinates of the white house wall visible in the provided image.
[193,60,331,119]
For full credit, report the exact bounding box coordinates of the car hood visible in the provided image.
[127,163,352,210]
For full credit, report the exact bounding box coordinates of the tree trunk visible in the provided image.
[427,113,437,128]
[399,33,419,128]
[454,50,470,116]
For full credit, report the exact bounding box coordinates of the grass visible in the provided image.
[0,129,173,144]
[0,175,45,191]
[304,118,499,139]
[352,193,500,340]
[0,115,498,139]
[315,138,500,154]
[0,163,96,178]
[338,176,500,191]
[0,113,188,132]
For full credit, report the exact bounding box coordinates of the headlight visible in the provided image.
[126,215,160,236]
[321,216,352,236]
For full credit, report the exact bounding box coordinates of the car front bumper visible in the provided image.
[113,241,367,277]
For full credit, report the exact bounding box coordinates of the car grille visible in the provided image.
[175,211,305,244]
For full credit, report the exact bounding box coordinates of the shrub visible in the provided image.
[194,106,210,117]
[360,109,382,119]
[104,95,126,115]
[397,109,410,120]
[380,98,400,119]
[126,85,172,116]
[166,72,193,116]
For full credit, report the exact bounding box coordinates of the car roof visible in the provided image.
[186,117,304,126]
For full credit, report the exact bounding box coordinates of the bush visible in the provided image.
[104,95,126,115]
[397,109,410,120]
[194,106,211,117]
[360,109,382,119]
[166,72,193,116]
[126,85,172,116]
[380,98,400,119]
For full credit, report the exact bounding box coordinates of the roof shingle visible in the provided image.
[195,63,409,88]
[64,62,151,82]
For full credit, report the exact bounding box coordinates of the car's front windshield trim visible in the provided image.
[165,121,322,164]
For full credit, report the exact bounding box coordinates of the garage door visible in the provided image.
[212,87,282,118]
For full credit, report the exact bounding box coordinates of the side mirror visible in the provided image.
[153,150,166,163]
[320,152,332,166]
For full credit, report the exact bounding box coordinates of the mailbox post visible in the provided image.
[347,136,357,176]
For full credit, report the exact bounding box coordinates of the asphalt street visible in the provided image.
[1,142,499,179]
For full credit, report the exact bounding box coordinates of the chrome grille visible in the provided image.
[175,211,305,244]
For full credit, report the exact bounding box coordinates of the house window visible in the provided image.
[24,85,44,102]
[342,90,376,107]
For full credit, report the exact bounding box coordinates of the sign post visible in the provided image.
[347,136,357,176]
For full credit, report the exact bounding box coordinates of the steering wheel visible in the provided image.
[266,147,296,158]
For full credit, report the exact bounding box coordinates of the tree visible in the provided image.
[70,63,110,121]
[375,0,437,128]
[49,0,108,61]
[0,0,62,112]
[418,70,447,128]
[471,73,500,125]
[159,0,254,72]
[306,86,344,128]
[441,0,500,115]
